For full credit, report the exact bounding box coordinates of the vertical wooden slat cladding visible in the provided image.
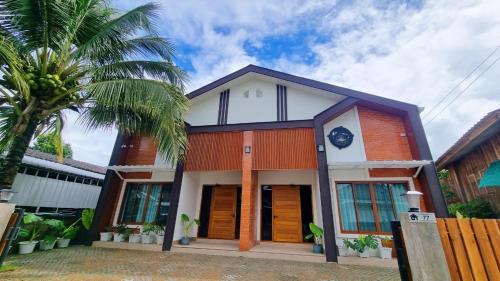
[253,128,317,170]
[357,106,413,161]
[185,132,243,171]
[124,136,157,165]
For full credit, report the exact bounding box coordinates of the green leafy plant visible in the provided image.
[438,169,456,202]
[181,214,200,238]
[153,224,165,235]
[114,224,132,237]
[343,238,356,251]
[58,219,81,240]
[32,132,73,159]
[353,235,378,253]
[18,213,44,242]
[448,199,497,219]
[304,223,324,245]
[142,223,156,235]
[42,219,65,243]
[81,209,95,231]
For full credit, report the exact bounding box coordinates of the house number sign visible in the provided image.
[328,126,354,149]
[408,212,436,223]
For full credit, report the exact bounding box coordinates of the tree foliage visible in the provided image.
[32,132,73,159]
[0,0,189,187]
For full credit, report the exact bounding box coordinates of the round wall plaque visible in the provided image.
[328,126,354,149]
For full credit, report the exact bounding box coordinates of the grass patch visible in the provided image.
[0,264,16,272]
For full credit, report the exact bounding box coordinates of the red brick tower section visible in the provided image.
[239,131,258,251]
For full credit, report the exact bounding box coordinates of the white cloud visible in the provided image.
[63,0,500,165]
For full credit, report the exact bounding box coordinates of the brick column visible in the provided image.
[239,131,257,251]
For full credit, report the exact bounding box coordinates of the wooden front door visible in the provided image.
[272,186,302,243]
[208,186,237,239]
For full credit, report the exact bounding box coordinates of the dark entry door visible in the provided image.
[272,186,302,242]
[208,186,237,239]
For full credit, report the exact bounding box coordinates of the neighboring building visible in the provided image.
[89,65,447,262]
[436,109,500,212]
[11,148,105,212]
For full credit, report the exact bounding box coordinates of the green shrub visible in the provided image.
[448,199,497,218]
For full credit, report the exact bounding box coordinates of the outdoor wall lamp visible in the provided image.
[244,146,251,154]
[0,188,16,203]
[316,144,325,152]
[403,190,423,212]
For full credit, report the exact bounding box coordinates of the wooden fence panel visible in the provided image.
[437,218,500,281]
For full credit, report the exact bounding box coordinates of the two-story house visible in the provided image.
[88,65,447,262]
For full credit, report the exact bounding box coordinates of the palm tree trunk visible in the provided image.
[0,118,38,189]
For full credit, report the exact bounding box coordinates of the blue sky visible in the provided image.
[63,0,500,165]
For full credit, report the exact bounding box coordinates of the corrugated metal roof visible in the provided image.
[24,148,107,174]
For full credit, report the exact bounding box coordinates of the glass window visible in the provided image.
[120,183,172,224]
[354,184,376,231]
[337,182,409,234]
[337,183,358,231]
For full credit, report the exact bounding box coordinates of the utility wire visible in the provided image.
[424,54,500,126]
[422,45,500,120]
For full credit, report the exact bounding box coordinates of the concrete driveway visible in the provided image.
[1,246,400,281]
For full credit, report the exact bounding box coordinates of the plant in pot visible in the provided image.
[378,236,393,259]
[128,227,141,243]
[100,226,113,242]
[353,235,378,258]
[113,224,130,242]
[338,239,351,256]
[17,213,43,254]
[180,214,200,245]
[39,219,64,251]
[141,223,155,244]
[57,220,80,248]
[155,225,165,245]
[304,223,324,254]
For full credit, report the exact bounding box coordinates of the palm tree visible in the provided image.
[0,0,189,188]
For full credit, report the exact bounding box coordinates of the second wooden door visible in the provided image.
[272,186,302,243]
[208,186,237,239]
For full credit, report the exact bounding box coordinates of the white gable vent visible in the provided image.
[256,89,263,97]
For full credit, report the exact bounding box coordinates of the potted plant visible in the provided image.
[338,239,350,256]
[113,224,130,242]
[304,223,324,254]
[155,225,165,245]
[39,219,64,251]
[141,223,155,244]
[128,227,141,243]
[100,226,113,242]
[179,214,200,245]
[353,235,378,258]
[57,220,80,248]
[378,236,393,259]
[17,213,43,254]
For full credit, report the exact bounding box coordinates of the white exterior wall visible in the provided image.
[226,80,277,124]
[256,170,321,241]
[323,106,366,163]
[185,77,344,126]
[11,174,101,209]
[184,93,220,126]
[286,87,341,120]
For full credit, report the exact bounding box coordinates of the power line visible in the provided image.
[422,45,500,120]
[424,54,500,126]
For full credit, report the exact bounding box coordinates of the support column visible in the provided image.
[240,131,257,251]
[162,162,184,251]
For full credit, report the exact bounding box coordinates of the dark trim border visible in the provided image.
[85,133,127,246]
[162,161,185,251]
[187,120,314,133]
[313,97,359,262]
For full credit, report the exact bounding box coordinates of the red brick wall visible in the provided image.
[358,106,413,161]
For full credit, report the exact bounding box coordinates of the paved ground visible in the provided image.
[1,246,400,281]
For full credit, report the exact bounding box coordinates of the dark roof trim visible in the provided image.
[187,119,314,134]
[187,64,417,112]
